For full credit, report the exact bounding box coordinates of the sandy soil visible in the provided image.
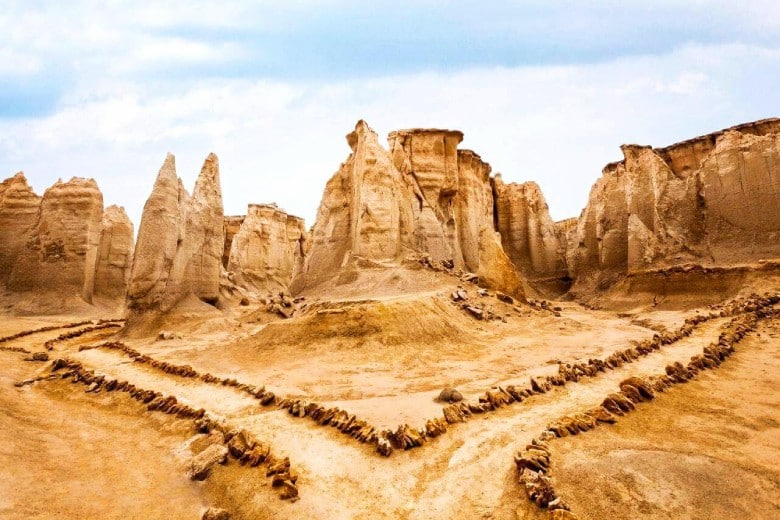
[0,279,778,519]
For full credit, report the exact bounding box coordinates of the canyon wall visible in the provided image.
[93,205,134,299]
[6,177,104,302]
[0,173,41,286]
[492,176,570,292]
[568,118,780,292]
[0,173,133,306]
[226,203,307,294]
[223,216,245,268]
[126,153,224,314]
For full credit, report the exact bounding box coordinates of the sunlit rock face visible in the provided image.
[93,205,134,300]
[492,177,570,292]
[227,203,307,294]
[6,177,104,302]
[127,152,224,313]
[567,118,780,290]
[291,120,525,299]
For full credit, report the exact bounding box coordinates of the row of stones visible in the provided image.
[43,322,123,350]
[45,357,299,501]
[513,294,778,519]
[0,318,124,346]
[72,294,760,458]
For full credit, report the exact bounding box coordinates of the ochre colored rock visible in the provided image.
[222,215,245,268]
[292,120,525,300]
[93,205,134,299]
[0,172,41,285]
[493,177,570,294]
[7,177,104,302]
[127,152,224,313]
[227,203,307,293]
[568,118,780,292]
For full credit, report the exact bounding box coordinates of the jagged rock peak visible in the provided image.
[126,152,224,315]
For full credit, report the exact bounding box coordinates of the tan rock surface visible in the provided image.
[493,176,569,292]
[222,216,245,268]
[93,205,134,299]
[0,172,41,286]
[7,177,104,303]
[127,152,224,314]
[568,118,780,292]
[293,120,523,299]
[227,203,307,293]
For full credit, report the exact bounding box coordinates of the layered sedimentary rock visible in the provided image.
[227,204,307,293]
[223,216,245,268]
[7,177,104,302]
[0,172,41,285]
[127,153,225,313]
[492,176,569,289]
[292,120,524,299]
[568,118,780,289]
[93,205,134,299]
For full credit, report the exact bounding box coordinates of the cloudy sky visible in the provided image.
[1,1,779,228]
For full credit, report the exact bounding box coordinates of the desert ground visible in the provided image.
[2,267,778,519]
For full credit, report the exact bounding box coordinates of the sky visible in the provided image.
[1,1,779,229]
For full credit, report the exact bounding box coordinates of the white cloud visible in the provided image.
[1,43,778,233]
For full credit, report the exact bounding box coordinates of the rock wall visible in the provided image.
[226,204,307,294]
[7,177,104,302]
[0,172,41,286]
[492,176,569,291]
[223,216,245,268]
[93,205,134,299]
[292,120,524,299]
[568,118,780,291]
[127,153,224,313]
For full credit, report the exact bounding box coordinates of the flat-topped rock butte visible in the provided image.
[0,118,778,520]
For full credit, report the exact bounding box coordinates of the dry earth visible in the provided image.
[2,273,778,519]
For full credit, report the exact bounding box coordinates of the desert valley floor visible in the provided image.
[1,267,778,519]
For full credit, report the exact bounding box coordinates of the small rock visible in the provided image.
[31,352,49,361]
[435,387,464,403]
[187,444,228,480]
[157,331,181,341]
[239,297,250,306]
[202,508,230,520]
[465,306,484,319]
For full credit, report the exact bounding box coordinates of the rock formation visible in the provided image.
[226,203,307,293]
[127,153,225,314]
[292,120,525,299]
[93,205,134,299]
[7,177,104,302]
[0,172,41,286]
[223,216,245,268]
[492,177,570,292]
[568,118,780,291]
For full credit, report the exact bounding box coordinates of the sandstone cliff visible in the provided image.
[227,204,307,293]
[292,120,524,299]
[7,177,104,303]
[0,172,41,286]
[127,153,224,314]
[223,216,245,268]
[93,205,134,299]
[492,176,570,292]
[568,118,780,292]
